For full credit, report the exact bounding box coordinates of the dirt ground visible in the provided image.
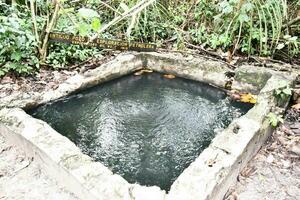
[0,134,79,200]
[226,108,300,200]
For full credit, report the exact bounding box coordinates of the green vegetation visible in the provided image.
[267,112,284,127]
[0,0,299,76]
[274,81,293,107]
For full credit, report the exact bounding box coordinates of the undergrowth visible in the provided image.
[0,0,299,76]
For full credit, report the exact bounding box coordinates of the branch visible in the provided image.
[29,0,41,53]
[283,16,300,29]
[99,1,122,15]
[40,0,60,61]
[89,0,156,41]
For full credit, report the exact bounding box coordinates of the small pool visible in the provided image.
[29,73,251,191]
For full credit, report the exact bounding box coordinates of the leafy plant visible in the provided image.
[267,112,284,127]
[0,2,39,76]
[0,0,299,77]
[274,84,292,100]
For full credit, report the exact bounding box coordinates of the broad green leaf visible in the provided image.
[267,113,278,127]
[282,88,292,96]
[91,18,101,32]
[78,23,89,36]
[275,89,281,95]
[11,52,21,61]
[276,43,285,50]
[78,8,99,19]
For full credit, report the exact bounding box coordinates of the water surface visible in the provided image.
[29,73,251,191]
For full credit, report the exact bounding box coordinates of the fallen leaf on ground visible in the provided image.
[206,159,216,167]
[292,103,300,109]
[240,166,256,177]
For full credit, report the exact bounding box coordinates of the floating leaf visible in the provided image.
[134,69,153,76]
[163,74,176,79]
[240,93,257,104]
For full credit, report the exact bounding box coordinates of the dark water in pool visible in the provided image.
[29,73,251,191]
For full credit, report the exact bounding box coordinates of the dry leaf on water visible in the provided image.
[240,93,257,104]
[134,69,153,76]
[163,74,176,79]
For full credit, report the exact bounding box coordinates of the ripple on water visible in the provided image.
[29,73,252,191]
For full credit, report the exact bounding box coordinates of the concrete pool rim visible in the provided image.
[0,52,298,200]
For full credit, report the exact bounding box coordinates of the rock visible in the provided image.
[266,154,275,163]
[1,76,14,84]
[288,141,300,156]
[130,185,166,200]
[292,89,300,103]
[290,122,300,129]
[292,103,300,109]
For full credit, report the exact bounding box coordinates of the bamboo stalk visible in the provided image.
[29,0,41,54]
[40,0,60,61]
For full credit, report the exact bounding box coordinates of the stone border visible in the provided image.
[0,52,297,200]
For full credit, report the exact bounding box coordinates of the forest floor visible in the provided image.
[0,53,299,199]
[0,135,79,200]
[226,108,300,200]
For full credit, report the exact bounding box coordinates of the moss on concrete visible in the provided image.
[234,70,272,90]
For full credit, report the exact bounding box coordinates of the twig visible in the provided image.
[12,157,33,176]
[184,42,225,59]
[283,16,300,29]
[99,1,122,15]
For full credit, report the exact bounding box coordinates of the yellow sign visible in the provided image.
[49,32,156,52]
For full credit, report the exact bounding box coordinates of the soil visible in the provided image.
[0,135,79,200]
[225,108,300,200]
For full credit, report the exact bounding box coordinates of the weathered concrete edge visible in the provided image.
[0,122,99,200]
[0,52,297,200]
[0,53,169,200]
[140,52,233,89]
[0,52,264,110]
[0,53,144,110]
[0,108,167,200]
[166,73,297,200]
